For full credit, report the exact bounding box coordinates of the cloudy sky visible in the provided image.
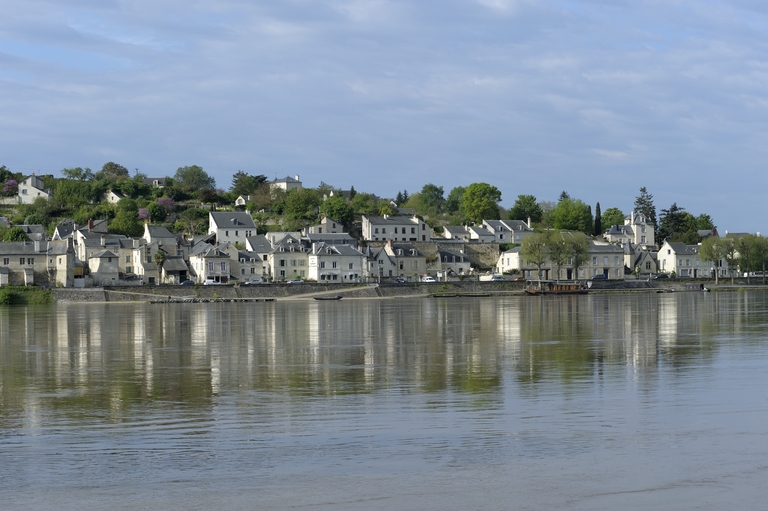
[2,0,767,232]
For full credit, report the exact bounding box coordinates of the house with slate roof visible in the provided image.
[308,243,365,282]
[18,175,50,204]
[189,242,231,284]
[361,215,430,242]
[89,250,120,286]
[269,175,302,192]
[208,211,257,245]
[482,219,534,244]
[657,241,710,278]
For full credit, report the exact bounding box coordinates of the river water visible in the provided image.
[1,292,767,510]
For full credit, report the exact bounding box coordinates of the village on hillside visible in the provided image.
[0,164,758,288]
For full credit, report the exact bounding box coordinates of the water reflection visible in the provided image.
[2,292,767,418]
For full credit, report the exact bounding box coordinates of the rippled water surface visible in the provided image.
[1,292,768,510]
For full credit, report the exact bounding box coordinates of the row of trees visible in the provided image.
[699,235,768,284]
[519,231,592,282]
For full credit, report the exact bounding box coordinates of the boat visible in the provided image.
[524,280,589,296]
[313,295,343,301]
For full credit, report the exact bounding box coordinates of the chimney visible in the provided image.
[88,218,94,232]
[295,174,300,181]
[387,239,393,248]
[527,217,531,229]
[100,235,105,246]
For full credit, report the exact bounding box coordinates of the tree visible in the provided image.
[418,184,445,216]
[154,249,167,277]
[319,195,354,226]
[695,214,715,231]
[230,171,267,196]
[658,203,687,241]
[2,179,17,196]
[283,188,321,224]
[3,227,29,242]
[520,232,548,282]
[634,187,657,229]
[110,198,143,237]
[550,197,593,234]
[351,193,378,215]
[174,165,216,191]
[157,197,176,214]
[507,195,543,224]
[700,237,725,284]
[722,237,738,284]
[601,207,625,228]
[445,186,466,216]
[61,167,94,180]
[567,232,591,281]
[558,191,570,202]
[547,232,570,282]
[147,203,166,222]
[175,207,209,235]
[461,183,501,223]
[97,162,130,181]
[594,203,602,236]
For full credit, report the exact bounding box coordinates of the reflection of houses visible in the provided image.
[308,243,365,282]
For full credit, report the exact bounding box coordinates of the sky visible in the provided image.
[2,0,768,233]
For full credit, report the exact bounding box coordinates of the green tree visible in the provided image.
[594,203,602,236]
[96,162,130,181]
[230,171,267,196]
[520,232,548,282]
[174,165,216,192]
[147,202,167,222]
[319,195,354,226]
[507,194,543,224]
[601,207,625,228]
[658,203,687,241]
[550,197,593,234]
[445,186,466,216]
[547,232,570,282]
[61,167,94,180]
[461,183,501,223]
[695,214,715,231]
[634,187,657,229]
[283,188,321,224]
[351,193,378,215]
[110,198,143,237]
[3,227,29,242]
[567,232,591,281]
[418,184,445,216]
[175,207,209,235]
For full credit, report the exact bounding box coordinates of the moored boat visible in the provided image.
[524,280,588,296]
[314,295,343,301]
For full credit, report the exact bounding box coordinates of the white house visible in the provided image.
[18,175,50,204]
[208,212,257,245]
[269,175,302,192]
[361,215,431,242]
[482,219,534,244]
[657,241,710,278]
[308,243,365,282]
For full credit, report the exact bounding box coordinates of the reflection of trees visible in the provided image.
[1,292,764,420]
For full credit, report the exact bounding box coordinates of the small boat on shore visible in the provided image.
[525,280,588,296]
[314,295,343,301]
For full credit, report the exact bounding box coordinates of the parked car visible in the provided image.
[394,277,407,283]
[591,274,608,280]
[179,280,195,286]
[490,275,505,282]
[421,276,436,283]
[287,279,304,284]
[204,279,222,285]
[242,279,263,285]
[653,273,669,279]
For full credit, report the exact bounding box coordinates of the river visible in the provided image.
[1,292,767,510]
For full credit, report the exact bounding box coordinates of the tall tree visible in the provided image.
[520,232,548,282]
[601,207,625,228]
[695,214,715,231]
[594,202,602,236]
[174,165,216,192]
[98,162,130,181]
[699,236,725,284]
[550,197,593,234]
[634,187,657,229]
[507,194,543,224]
[319,195,354,226]
[445,186,466,216]
[461,182,502,223]
[61,167,94,180]
[567,232,591,281]
[230,171,267,196]
[558,190,570,202]
[418,184,445,215]
[547,232,570,282]
[658,203,690,241]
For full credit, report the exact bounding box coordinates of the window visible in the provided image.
[21,189,27,195]
[225,230,229,236]
[614,256,620,265]
[107,257,112,263]
[375,228,379,234]
[125,255,131,262]
[235,231,239,237]
[394,227,398,233]
[250,268,255,274]
[615,269,620,276]
[19,258,24,265]
[382,228,386,234]
[126,266,132,273]
[646,261,651,270]
[2,258,7,265]
[241,268,246,275]
[320,262,326,269]
[603,257,608,265]
[220,262,226,271]
[280,259,286,267]
[399,262,403,270]
[349,263,354,269]
[332,261,337,269]
[592,256,597,265]
[411,227,415,234]
[641,236,646,244]
[208,262,214,272]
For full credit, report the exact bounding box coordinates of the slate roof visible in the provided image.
[209,212,257,229]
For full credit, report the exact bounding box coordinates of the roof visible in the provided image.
[0,242,42,255]
[162,256,189,272]
[665,242,699,255]
[89,250,118,259]
[145,225,176,239]
[271,175,301,184]
[209,211,257,229]
[312,243,364,256]
[304,233,355,244]
[246,235,272,252]
[363,215,418,225]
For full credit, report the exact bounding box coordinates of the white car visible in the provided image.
[203,279,222,285]
[242,279,263,285]
[421,276,436,283]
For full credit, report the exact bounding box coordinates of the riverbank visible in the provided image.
[45,279,768,303]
